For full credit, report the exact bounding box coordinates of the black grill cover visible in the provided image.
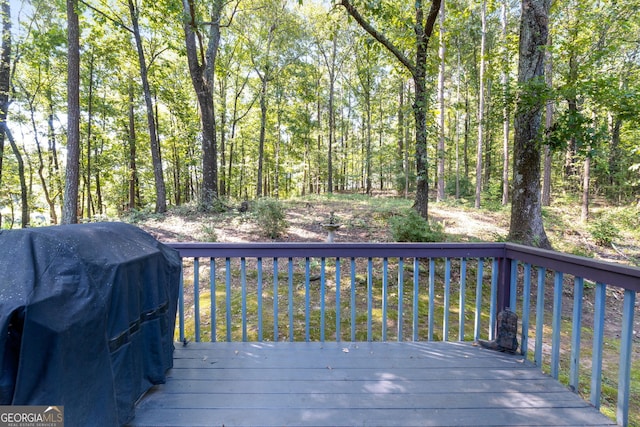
[0,222,181,426]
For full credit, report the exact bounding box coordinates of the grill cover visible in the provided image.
[0,222,181,425]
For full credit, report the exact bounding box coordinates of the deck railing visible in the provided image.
[168,241,639,426]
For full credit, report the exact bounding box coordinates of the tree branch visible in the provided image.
[79,0,132,33]
[339,0,416,76]
[421,0,441,48]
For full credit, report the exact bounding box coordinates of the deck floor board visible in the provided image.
[128,342,614,427]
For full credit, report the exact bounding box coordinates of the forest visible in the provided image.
[0,0,639,247]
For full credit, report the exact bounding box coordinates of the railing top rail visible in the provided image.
[505,242,640,292]
[167,241,506,259]
[166,241,640,292]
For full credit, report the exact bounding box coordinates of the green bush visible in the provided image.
[608,206,640,231]
[588,217,620,247]
[389,209,445,242]
[445,176,473,198]
[253,198,288,239]
[200,223,218,242]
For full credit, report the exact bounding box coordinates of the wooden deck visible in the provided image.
[128,342,614,427]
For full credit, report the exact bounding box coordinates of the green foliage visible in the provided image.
[252,198,288,239]
[389,209,445,242]
[445,176,473,198]
[121,208,162,224]
[394,166,416,194]
[484,179,506,204]
[545,109,607,153]
[516,76,554,112]
[606,206,640,232]
[198,197,228,214]
[200,223,218,242]
[588,217,621,247]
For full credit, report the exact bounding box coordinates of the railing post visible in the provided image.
[497,257,512,314]
[617,289,636,426]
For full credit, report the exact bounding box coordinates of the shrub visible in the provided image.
[121,207,158,224]
[608,206,640,231]
[445,176,473,198]
[588,217,620,247]
[253,198,288,239]
[200,223,218,242]
[389,209,445,242]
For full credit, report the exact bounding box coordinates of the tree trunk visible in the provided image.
[26,95,56,224]
[170,137,180,205]
[303,112,309,196]
[257,73,268,198]
[255,22,277,198]
[85,50,94,218]
[274,94,282,199]
[47,93,64,218]
[62,0,80,225]
[94,138,103,214]
[404,85,410,198]
[228,70,251,196]
[378,95,384,190]
[218,73,227,197]
[128,79,138,210]
[475,0,486,209]
[541,34,553,206]
[464,82,470,180]
[365,81,372,196]
[581,151,590,222]
[436,0,445,202]
[0,0,10,228]
[412,1,440,219]
[508,0,551,249]
[608,114,622,189]
[182,0,220,209]
[413,70,429,218]
[455,47,461,199]
[341,90,350,191]
[326,30,337,193]
[129,0,166,213]
[501,0,510,206]
[483,79,492,190]
[2,126,28,227]
[564,51,579,186]
[397,80,405,196]
[340,0,441,220]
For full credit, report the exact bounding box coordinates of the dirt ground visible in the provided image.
[139,198,520,244]
[138,196,638,264]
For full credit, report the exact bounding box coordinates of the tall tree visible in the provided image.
[353,37,377,196]
[436,0,445,202]
[0,0,10,228]
[508,0,551,248]
[0,0,28,228]
[127,77,139,210]
[340,0,441,220]
[182,0,234,209]
[541,34,552,207]
[474,0,486,209]
[316,23,343,194]
[128,0,167,213]
[253,17,278,198]
[62,0,80,224]
[22,84,57,223]
[500,0,511,206]
[5,129,27,227]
